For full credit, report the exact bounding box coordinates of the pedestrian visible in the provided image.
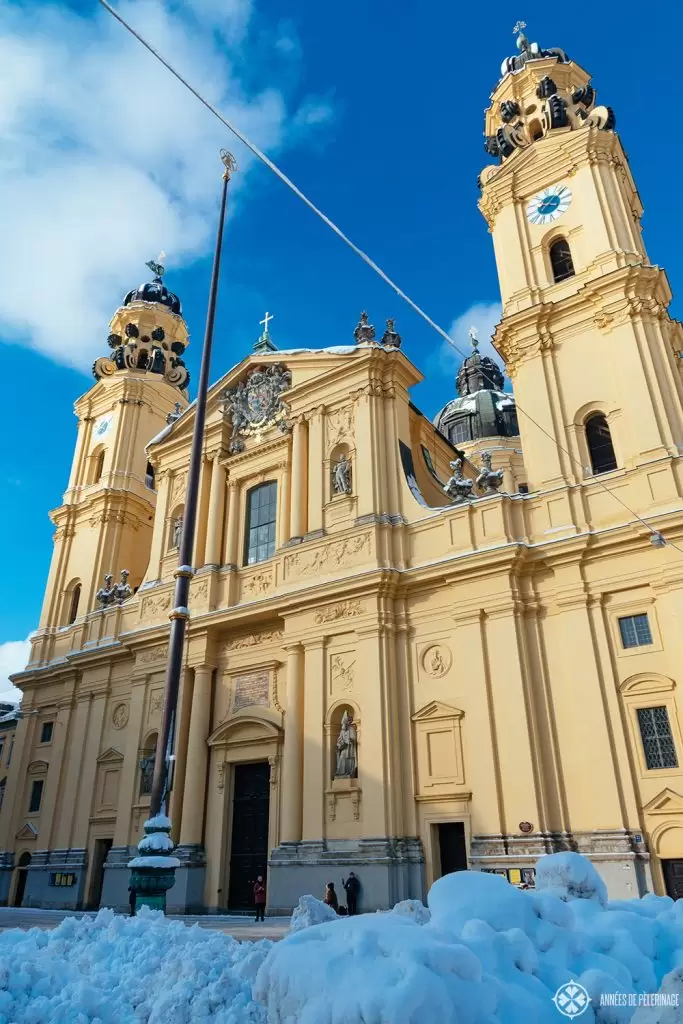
[253,875,266,922]
[342,871,360,916]
[324,881,339,913]
[128,884,136,917]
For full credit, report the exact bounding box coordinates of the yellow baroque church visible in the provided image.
[3,28,683,914]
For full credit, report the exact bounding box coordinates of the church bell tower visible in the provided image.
[479,25,683,493]
[34,259,190,648]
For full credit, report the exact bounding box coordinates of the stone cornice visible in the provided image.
[479,129,632,229]
[495,264,673,374]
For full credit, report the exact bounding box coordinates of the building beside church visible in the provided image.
[4,27,683,912]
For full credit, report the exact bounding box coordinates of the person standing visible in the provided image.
[324,881,339,913]
[342,872,360,915]
[128,884,136,917]
[253,875,266,922]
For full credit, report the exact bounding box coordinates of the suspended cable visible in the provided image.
[97,0,682,555]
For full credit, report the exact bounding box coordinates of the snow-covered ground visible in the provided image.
[2,853,683,1022]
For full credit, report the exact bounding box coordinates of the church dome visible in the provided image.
[433,333,518,446]
[124,256,182,315]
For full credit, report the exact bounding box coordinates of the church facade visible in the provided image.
[3,30,683,913]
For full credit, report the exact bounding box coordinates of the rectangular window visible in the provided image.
[7,739,14,767]
[518,483,529,494]
[28,779,44,814]
[618,614,653,649]
[637,706,678,769]
[0,742,4,764]
[245,482,277,566]
[449,419,471,446]
[40,722,54,744]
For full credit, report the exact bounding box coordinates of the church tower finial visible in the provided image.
[92,258,191,394]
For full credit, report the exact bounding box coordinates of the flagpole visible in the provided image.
[130,150,236,913]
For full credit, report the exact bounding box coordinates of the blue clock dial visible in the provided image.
[526,185,572,226]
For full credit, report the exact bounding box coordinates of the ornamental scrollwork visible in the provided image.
[221,364,291,453]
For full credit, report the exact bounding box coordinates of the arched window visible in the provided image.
[549,238,575,283]
[92,449,105,484]
[145,462,155,490]
[244,482,277,565]
[67,584,81,625]
[586,413,618,474]
[528,118,543,142]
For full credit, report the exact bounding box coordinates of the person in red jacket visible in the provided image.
[253,875,266,922]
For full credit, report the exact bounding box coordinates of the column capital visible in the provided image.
[283,640,304,655]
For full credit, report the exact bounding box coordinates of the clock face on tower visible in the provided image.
[94,414,114,440]
[526,185,572,226]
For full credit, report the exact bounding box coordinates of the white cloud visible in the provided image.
[0,0,332,369]
[437,301,504,378]
[0,639,30,703]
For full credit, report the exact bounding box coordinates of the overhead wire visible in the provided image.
[97,0,683,557]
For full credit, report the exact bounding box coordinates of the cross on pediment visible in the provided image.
[260,311,273,334]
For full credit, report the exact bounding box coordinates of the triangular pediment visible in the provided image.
[412,701,464,722]
[16,822,37,840]
[148,346,421,457]
[643,788,683,815]
[97,747,124,764]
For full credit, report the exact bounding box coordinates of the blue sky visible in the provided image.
[1,0,683,687]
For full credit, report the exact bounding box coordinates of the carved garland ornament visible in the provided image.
[223,629,283,651]
[315,600,364,624]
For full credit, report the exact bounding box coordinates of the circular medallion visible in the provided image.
[422,644,452,678]
[526,184,572,225]
[112,703,129,730]
[518,821,534,834]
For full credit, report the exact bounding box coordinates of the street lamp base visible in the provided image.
[128,813,179,914]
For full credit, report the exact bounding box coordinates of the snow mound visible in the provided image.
[392,899,431,924]
[289,894,339,932]
[0,905,270,1023]
[536,850,608,906]
[256,853,683,1024]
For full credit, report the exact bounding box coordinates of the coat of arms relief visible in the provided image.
[222,364,292,453]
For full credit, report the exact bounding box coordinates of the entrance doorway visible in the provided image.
[13,852,31,907]
[88,838,113,909]
[228,762,270,910]
[663,859,683,900]
[437,822,468,876]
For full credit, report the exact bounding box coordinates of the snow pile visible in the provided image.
[255,853,683,1024]
[536,850,608,905]
[391,898,431,924]
[289,894,339,933]
[0,906,270,1023]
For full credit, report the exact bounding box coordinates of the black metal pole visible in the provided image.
[149,150,237,819]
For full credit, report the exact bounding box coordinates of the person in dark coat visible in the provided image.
[342,872,360,915]
[324,881,339,913]
[253,875,266,922]
[128,884,136,917]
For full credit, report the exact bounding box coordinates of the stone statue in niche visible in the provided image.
[335,709,358,778]
[139,748,156,796]
[332,454,352,495]
[172,516,184,549]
